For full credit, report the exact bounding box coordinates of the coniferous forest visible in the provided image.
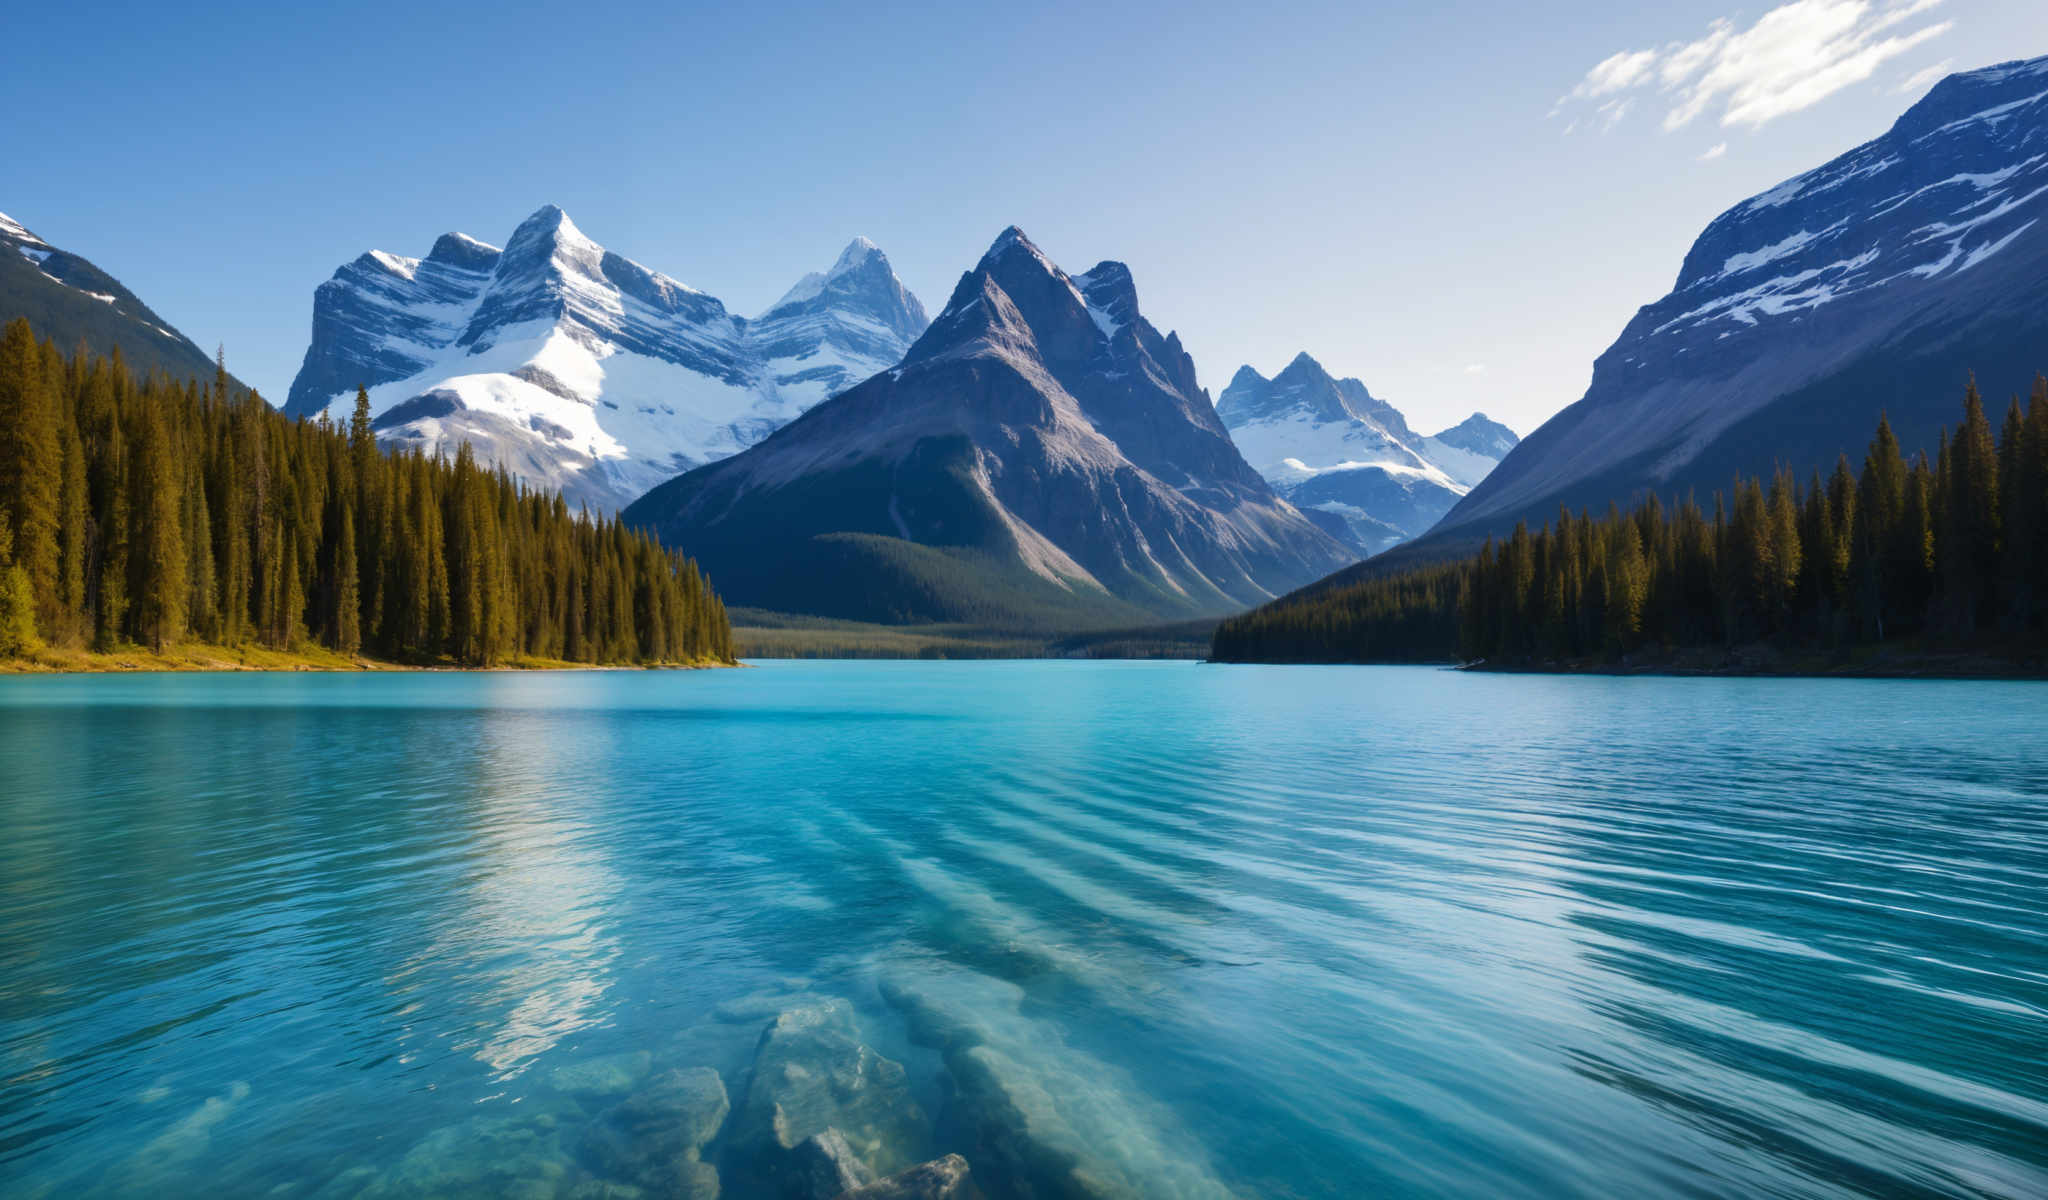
[0,319,733,666]
[1212,378,2048,670]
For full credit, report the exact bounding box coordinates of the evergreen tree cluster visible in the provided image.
[0,319,733,665]
[1212,379,2048,666]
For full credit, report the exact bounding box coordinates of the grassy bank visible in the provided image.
[0,641,732,674]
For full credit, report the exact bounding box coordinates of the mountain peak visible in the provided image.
[1417,52,2047,556]
[0,211,47,248]
[981,225,1055,272]
[1228,364,1268,390]
[1889,54,2048,141]
[503,204,591,254]
[426,232,502,270]
[833,236,882,269]
[1278,351,1328,379]
[622,230,1353,626]
[286,211,929,510]
[758,239,927,344]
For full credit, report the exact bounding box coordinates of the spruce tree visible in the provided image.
[130,397,188,650]
[334,503,361,656]
[0,513,41,656]
[0,319,63,635]
[1943,381,2001,634]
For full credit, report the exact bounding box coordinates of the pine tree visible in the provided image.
[57,394,88,642]
[0,319,63,636]
[129,397,188,651]
[1603,517,1647,649]
[0,513,41,656]
[186,458,217,642]
[334,503,361,656]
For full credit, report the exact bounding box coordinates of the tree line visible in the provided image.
[1211,377,2048,666]
[0,318,733,665]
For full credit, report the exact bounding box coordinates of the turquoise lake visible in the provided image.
[1,661,2044,1198]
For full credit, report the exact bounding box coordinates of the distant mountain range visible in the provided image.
[0,211,239,387]
[623,228,1356,627]
[282,206,928,512]
[1217,353,1516,552]
[1391,53,2048,564]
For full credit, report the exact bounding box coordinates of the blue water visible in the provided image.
[1,662,2044,1199]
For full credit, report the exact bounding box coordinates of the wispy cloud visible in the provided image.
[1895,56,1955,93]
[1700,142,1729,160]
[1556,0,1953,135]
[1463,364,1488,375]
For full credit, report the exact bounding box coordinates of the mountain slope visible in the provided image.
[0,211,237,386]
[1217,353,1517,552]
[284,206,927,512]
[1399,53,2048,562]
[623,228,1356,628]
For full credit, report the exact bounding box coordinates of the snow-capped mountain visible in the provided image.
[623,228,1356,627]
[0,210,234,385]
[284,206,928,512]
[1217,353,1518,552]
[1410,54,2048,558]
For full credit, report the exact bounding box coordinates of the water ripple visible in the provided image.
[0,664,2043,1198]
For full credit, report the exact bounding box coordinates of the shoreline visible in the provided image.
[1207,644,2048,680]
[1,642,737,675]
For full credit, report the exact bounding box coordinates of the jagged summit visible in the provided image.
[1215,352,1519,554]
[983,225,1037,260]
[285,209,928,512]
[765,237,887,313]
[1431,412,1518,460]
[428,231,500,263]
[624,229,1353,626]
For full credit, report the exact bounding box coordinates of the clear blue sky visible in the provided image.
[6,0,2042,435]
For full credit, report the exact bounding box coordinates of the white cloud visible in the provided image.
[1558,0,1953,135]
[1463,363,1488,375]
[1896,56,1955,93]
[1700,142,1729,160]
[1568,48,1660,101]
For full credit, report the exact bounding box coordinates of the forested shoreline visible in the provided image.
[1212,379,2048,674]
[0,319,734,668]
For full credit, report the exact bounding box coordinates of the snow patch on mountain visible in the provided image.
[1215,353,1518,552]
[1413,54,2048,555]
[0,212,40,245]
[287,208,927,512]
[623,226,1354,622]
[1657,73,2048,346]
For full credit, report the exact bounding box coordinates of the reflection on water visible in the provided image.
[0,664,2044,1199]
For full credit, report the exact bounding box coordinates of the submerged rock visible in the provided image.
[714,984,827,1025]
[550,1051,656,1101]
[567,1183,653,1200]
[581,1066,729,1199]
[881,971,1234,1200]
[352,1111,571,1199]
[730,998,927,1189]
[791,1128,876,1197]
[834,1154,971,1200]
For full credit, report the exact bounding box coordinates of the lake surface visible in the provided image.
[1,662,2044,1199]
